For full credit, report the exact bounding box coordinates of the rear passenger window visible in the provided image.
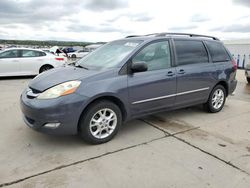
[22,50,39,57]
[174,40,209,65]
[205,41,230,62]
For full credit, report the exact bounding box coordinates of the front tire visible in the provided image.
[79,100,122,144]
[205,85,226,113]
[247,77,250,84]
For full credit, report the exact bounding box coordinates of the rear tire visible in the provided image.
[39,65,53,73]
[204,85,226,113]
[247,77,250,84]
[79,100,122,144]
[71,54,76,58]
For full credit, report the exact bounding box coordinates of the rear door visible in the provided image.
[0,49,20,76]
[128,40,177,116]
[20,50,46,75]
[173,39,216,107]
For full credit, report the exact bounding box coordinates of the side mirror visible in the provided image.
[131,61,148,73]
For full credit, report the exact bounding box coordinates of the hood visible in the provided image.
[29,66,100,91]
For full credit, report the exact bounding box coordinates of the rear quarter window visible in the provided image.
[174,40,209,66]
[205,41,230,62]
[39,52,46,56]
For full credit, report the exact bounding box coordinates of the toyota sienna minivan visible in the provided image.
[20,33,237,144]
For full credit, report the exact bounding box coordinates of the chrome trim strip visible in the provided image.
[176,87,209,96]
[132,87,209,104]
[132,94,176,104]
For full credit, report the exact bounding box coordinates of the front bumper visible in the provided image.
[245,69,250,78]
[20,89,88,135]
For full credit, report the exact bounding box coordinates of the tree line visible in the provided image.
[0,39,105,47]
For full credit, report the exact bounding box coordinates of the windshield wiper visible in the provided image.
[75,64,89,70]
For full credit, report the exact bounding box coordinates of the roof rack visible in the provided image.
[126,32,219,40]
[125,35,142,38]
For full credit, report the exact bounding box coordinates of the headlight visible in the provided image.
[37,80,81,99]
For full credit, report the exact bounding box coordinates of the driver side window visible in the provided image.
[0,50,18,58]
[132,41,171,71]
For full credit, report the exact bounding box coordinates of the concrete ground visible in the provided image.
[0,70,249,188]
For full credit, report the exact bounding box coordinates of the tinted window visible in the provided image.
[0,50,18,58]
[205,41,230,62]
[39,52,46,56]
[175,40,209,65]
[21,50,43,57]
[132,41,171,71]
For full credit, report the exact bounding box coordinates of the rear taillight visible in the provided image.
[232,59,237,71]
[55,57,64,61]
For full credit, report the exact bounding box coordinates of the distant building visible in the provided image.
[223,39,250,69]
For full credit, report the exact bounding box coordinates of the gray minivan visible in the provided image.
[20,33,237,144]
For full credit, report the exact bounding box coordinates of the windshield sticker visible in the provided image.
[124,42,139,47]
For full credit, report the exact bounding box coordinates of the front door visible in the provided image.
[128,40,176,116]
[0,50,20,76]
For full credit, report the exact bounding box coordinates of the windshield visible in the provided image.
[77,40,142,69]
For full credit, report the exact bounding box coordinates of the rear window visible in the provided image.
[21,50,46,57]
[174,40,209,65]
[205,41,230,62]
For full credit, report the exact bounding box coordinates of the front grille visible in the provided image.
[26,88,41,99]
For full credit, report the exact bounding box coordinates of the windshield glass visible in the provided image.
[77,40,142,69]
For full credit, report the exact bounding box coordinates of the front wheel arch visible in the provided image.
[77,96,127,132]
[78,99,122,144]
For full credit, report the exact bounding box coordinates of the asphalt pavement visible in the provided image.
[0,70,249,188]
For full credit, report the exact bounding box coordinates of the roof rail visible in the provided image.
[125,32,219,40]
[155,33,219,40]
[125,35,142,38]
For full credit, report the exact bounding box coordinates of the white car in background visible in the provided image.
[0,48,67,77]
[68,49,90,58]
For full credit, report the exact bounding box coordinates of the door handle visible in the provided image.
[178,69,185,74]
[166,71,175,77]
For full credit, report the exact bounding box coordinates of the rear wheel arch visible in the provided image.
[215,81,228,96]
[39,64,54,73]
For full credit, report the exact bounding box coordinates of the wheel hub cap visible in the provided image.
[89,108,117,139]
[212,89,224,110]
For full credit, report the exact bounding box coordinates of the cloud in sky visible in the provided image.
[210,23,250,33]
[0,0,250,42]
[233,0,250,7]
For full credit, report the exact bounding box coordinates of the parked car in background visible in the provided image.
[84,44,103,52]
[0,48,67,77]
[68,49,90,58]
[245,62,250,83]
[61,47,76,53]
[49,46,68,57]
[20,33,237,144]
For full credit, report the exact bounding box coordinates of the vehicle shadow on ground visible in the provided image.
[0,76,35,80]
[23,105,205,148]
